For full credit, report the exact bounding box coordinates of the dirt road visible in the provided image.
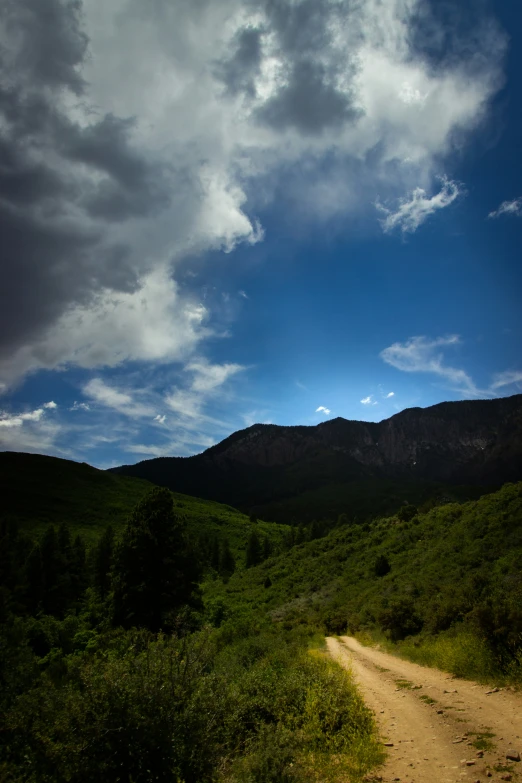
[327,636,522,783]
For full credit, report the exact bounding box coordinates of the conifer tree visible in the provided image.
[24,544,43,614]
[262,536,272,561]
[219,538,235,576]
[245,530,261,568]
[210,536,221,572]
[57,522,72,559]
[92,525,114,599]
[69,534,87,603]
[40,526,60,614]
[111,488,201,631]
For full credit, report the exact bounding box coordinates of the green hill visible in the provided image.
[0,453,377,783]
[207,481,522,681]
[0,451,289,562]
[1,451,154,543]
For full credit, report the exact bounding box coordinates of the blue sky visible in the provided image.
[0,0,521,467]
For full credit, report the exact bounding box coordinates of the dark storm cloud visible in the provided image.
[216,26,264,97]
[0,0,171,363]
[258,59,359,134]
[0,0,88,93]
[264,0,333,55]
[61,114,172,220]
[216,0,360,134]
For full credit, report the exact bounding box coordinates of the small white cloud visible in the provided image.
[0,401,56,429]
[377,177,461,234]
[238,290,249,299]
[380,335,484,396]
[490,370,522,390]
[488,198,522,219]
[83,378,155,418]
[0,409,42,428]
[154,414,167,424]
[398,81,427,106]
[381,335,522,398]
[125,443,170,457]
[360,396,372,405]
[165,389,202,419]
[241,410,272,427]
[70,401,91,412]
[315,406,331,414]
[385,391,395,398]
[166,359,244,425]
[185,359,244,394]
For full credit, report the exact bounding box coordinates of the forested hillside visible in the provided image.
[0,451,289,564]
[207,482,522,681]
[2,445,522,782]
[0,458,381,782]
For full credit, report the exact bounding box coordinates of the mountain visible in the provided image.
[111,394,522,522]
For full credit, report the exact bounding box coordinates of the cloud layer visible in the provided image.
[0,0,506,387]
[381,335,522,397]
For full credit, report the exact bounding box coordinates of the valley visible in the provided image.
[1,396,522,782]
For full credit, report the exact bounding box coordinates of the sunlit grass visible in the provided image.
[395,630,500,683]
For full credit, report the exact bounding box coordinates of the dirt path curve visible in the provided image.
[327,636,522,783]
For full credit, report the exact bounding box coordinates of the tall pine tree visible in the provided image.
[92,525,114,600]
[219,538,235,577]
[245,530,261,568]
[111,488,201,631]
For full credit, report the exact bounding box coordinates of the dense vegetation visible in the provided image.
[207,482,522,683]
[112,448,489,525]
[0,452,290,557]
[2,447,522,782]
[0,464,382,783]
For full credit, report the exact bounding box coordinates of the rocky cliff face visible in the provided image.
[202,395,522,483]
[112,395,522,514]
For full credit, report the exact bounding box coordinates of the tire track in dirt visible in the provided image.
[327,636,522,783]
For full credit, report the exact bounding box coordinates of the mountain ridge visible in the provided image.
[110,394,522,520]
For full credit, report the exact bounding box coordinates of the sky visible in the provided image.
[0,0,521,468]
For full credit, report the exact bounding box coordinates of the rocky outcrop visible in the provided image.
[111,394,522,508]
[202,395,522,482]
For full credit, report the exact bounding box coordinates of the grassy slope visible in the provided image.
[1,452,289,562]
[1,452,154,542]
[207,482,522,678]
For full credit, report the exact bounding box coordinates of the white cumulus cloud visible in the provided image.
[490,370,522,391]
[83,378,155,418]
[0,0,506,386]
[380,335,479,394]
[0,401,61,456]
[0,401,57,429]
[166,359,246,425]
[377,177,461,234]
[488,197,522,219]
[70,402,91,412]
[316,406,331,414]
[380,336,522,398]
